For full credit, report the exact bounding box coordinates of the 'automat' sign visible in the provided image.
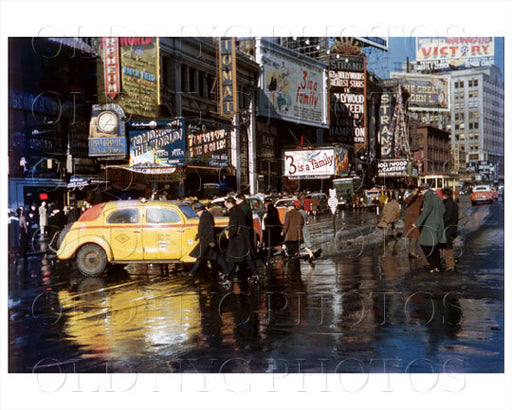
[219,38,237,118]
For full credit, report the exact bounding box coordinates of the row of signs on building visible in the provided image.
[88,104,231,171]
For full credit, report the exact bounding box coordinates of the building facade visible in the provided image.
[409,121,451,174]
[446,66,504,178]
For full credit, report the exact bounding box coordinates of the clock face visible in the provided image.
[97,111,118,133]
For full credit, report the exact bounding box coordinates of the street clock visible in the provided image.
[97,110,118,133]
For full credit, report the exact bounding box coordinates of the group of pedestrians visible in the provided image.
[187,193,322,286]
[8,200,86,260]
[186,194,259,286]
[378,183,459,273]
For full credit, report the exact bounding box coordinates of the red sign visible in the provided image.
[39,193,48,200]
[102,37,121,99]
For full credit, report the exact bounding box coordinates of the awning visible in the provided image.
[48,38,97,55]
[107,164,177,175]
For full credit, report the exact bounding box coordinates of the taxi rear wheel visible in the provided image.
[76,244,107,277]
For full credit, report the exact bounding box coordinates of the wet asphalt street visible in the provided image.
[8,196,504,374]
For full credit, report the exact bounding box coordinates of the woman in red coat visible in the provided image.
[403,185,423,258]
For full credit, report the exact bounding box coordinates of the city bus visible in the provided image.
[419,173,460,201]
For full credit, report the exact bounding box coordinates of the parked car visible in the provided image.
[470,185,494,206]
[56,199,262,277]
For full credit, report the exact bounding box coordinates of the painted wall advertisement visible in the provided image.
[391,73,449,111]
[284,148,349,179]
[329,55,366,149]
[98,37,159,118]
[416,37,494,71]
[128,119,185,172]
[186,120,230,169]
[377,159,408,177]
[257,39,328,128]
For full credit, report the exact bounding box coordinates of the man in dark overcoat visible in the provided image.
[235,193,255,251]
[188,202,229,277]
[440,188,459,271]
[224,197,259,282]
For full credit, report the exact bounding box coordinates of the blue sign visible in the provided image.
[128,119,186,168]
[89,137,127,156]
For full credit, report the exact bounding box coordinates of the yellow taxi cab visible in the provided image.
[470,185,494,206]
[56,199,231,276]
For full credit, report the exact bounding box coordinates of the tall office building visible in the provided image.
[447,65,504,178]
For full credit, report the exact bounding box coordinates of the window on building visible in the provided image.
[181,64,188,92]
[207,74,217,101]
[189,67,197,93]
[198,71,206,98]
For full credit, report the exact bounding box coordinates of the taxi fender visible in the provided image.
[57,234,114,261]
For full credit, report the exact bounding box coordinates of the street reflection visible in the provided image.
[57,275,201,362]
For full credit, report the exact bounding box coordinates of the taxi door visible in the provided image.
[142,206,182,261]
[104,207,143,261]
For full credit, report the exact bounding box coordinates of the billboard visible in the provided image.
[256,39,328,128]
[283,148,349,179]
[329,55,367,149]
[98,37,160,118]
[186,120,230,169]
[390,73,449,111]
[128,119,185,170]
[416,37,494,71]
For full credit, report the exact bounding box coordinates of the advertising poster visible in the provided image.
[416,37,494,70]
[186,120,230,169]
[284,148,349,179]
[391,73,449,111]
[98,37,159,118]
[329,55,366,148]
[257,39,328,128]
[128,119,185,171]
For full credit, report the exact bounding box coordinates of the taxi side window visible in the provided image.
[107,209,139,224]
[147,208,181,224]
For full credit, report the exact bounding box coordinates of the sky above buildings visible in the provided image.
[366,37,504,80]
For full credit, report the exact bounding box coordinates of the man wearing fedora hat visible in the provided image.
[412,183,446,273]
[187,202,229,278]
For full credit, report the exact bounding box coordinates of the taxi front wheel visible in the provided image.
[76,244,107,277]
